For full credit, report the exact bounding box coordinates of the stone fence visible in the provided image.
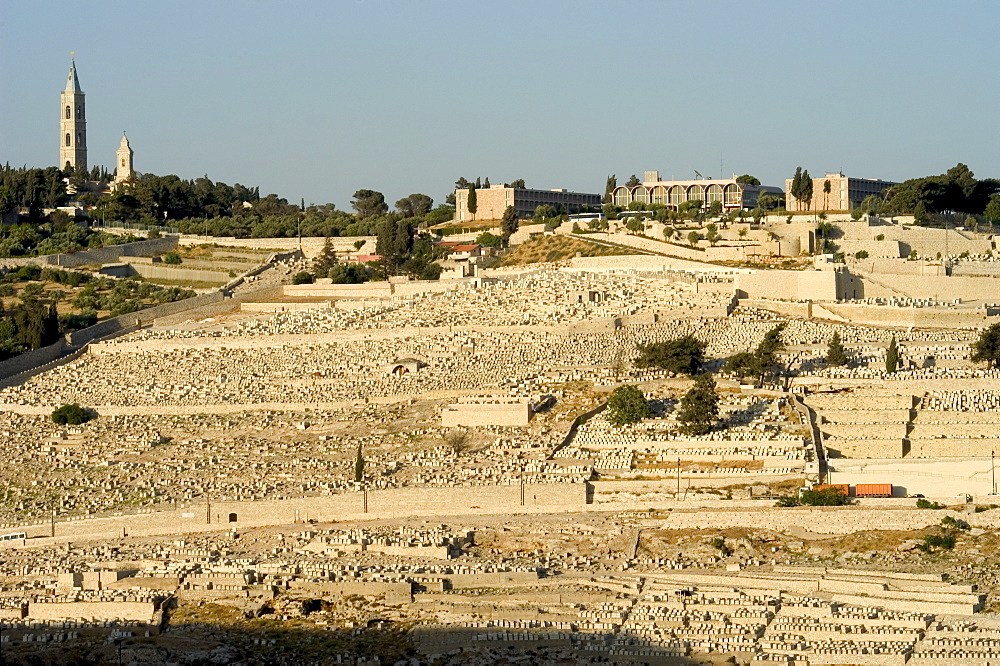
[3,483,587,547]
[44,236,180,267]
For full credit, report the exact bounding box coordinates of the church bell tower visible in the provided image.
[60,55,87,171]
[114,133,134,185]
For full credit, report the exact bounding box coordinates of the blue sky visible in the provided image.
[2,1,999,209]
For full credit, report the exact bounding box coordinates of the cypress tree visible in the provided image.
[354,445,365,482]
[483,177,490,188]
[826,332,847,366]
[467,186,477,215]
[603,175,617,203]
[791,167,803,206]
[886,336,899,373]
[42,304,59,346]
[802,169,813,210]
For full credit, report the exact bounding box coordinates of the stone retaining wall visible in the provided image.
[45,236,180,267]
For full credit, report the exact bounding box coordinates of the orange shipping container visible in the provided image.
[855,483,892,497]
[814,484,849,496]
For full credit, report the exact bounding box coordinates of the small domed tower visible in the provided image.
[114,133,135,185]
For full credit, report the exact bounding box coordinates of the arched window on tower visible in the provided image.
[65,133,71,147]
[65,106,71,119]
[77,133,82,146]
[76,105,81,120]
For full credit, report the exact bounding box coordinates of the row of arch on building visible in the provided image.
[612,183,748,209]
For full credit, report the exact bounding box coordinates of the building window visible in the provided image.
[65,106,71,119]
[651,186,668,205]
[706,184,723,204]
[669,186,685,207]
[65,133,71,146]
[687,184,704,202]
[76,105,81,119]
[632,186,650,204]
[724,184,741,206]
[613,187,630,207]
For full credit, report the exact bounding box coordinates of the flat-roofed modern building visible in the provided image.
[784,172,897,212]
[610,171,782,211]
[455,185,601,222]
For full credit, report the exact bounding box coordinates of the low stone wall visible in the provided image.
[441,398,532,427]
[176,235,376,259]
[817,302,991,329]
[736,270,840,301]
[741,299,812,319]
[0,340,64,381]
[6,483,588,545]
[66,291,226,347]
[830,592,979,616]
[859,273,1000,303]
[45,236,180,267]
[128,263,230,284]
[28,600,156,622]
[289,580,412,601]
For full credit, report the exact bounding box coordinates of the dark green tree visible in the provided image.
[313,237,338,277]
[790,167,803,206]
[735,174,760,186]
[723,351,759,379]
[327,264,368,284]
[42,304,59,346]
[509,178,525,189]
[375,217,415,272]
[886,336,899,373]
[467,186,477,214]
[755,324,787,383]
[971,323,1000,369]
[635,336,705,375]
[801,169,813,210]
[354,444,365,482]
[603,175,617,203]
[705,223,720,245]
[534,204,556,220]
[826,331,847,366]
[476,231,501,249]
[625,174,641,188]
[394,193,433,218]
[350,189,388,219]
[985,194,1000,223]
[500,205,519,241]
[606,384,652,427]
[799,487,849,506]
[676,374,720,436]
[51,403,93,425]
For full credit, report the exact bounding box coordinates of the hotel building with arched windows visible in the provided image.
[610,171,783,211]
